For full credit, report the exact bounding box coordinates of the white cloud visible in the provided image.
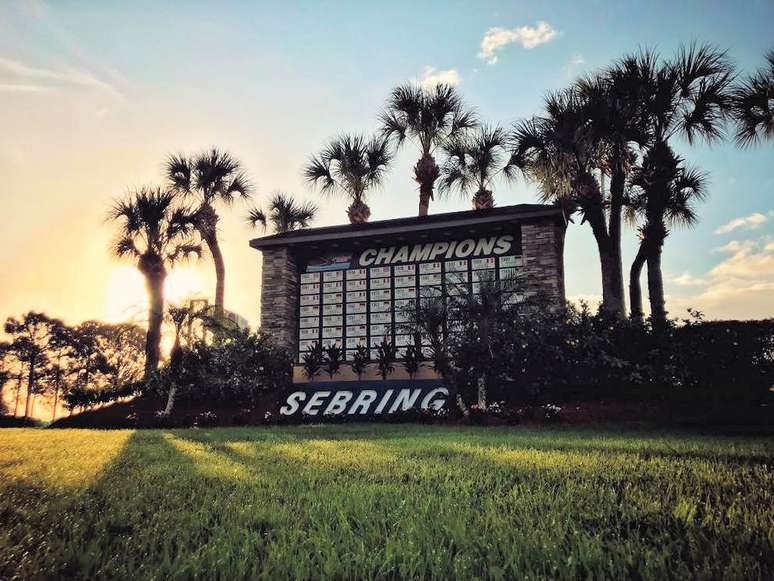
[672,272,708,287]
[669,236,774,320]
[714,239,756,254]
[0,56,125,101]
[713,212,768,234]
[417,66,461,89]
[478,21,557,64]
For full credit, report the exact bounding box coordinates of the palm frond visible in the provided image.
[247,207,267,230]
[166,153,193,194]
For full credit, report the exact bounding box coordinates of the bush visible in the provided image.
[149,330,292,409]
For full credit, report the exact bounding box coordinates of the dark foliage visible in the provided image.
[149,330,292,408]
[302,342,325,381]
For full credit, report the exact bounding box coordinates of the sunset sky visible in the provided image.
[1,0,772,329]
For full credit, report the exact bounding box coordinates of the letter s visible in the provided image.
[280,392,306,415]
[494,235,514,255]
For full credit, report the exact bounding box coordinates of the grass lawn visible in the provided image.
[1,425,772,579]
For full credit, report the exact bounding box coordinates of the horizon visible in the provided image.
[1,0,773,329]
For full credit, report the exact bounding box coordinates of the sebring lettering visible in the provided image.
[359,235,514,267]
[279,387,449,417]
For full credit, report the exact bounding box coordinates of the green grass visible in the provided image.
[1,426,772,580]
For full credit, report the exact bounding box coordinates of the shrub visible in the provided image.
[150,330,292,408]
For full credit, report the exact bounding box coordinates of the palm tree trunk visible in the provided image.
[206,234,226,315]
[608,166,627,315]
[162,333,183,417]
[144,271,166,379]
[414,152,439,217]
[586,207,626,318]
[418,189,432,217]
[647,243,666,322]
[629,242,647,320]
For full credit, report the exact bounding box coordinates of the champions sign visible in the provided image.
[280,381,449,417]
[357,234,515,267]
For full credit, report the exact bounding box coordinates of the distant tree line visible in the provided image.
[0,313,145,419]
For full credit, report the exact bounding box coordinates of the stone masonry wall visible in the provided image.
[259,247,298,352]
[520,218,567,307]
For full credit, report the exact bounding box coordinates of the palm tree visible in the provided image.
[627,45,733,320]
[732,49,774,146]
[247,192,318,233]
[380,83,477,216]
[439,125,513,209]
[160,305,200,417]
[627,145,708,320]
[304,134,392,224]
[510,88,630,315]
[166,148,252,315]
[108,187,201,378]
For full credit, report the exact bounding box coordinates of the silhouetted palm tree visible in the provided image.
[108,187,200,378]
[510,88,629,314]
[248,192,318,233]
[304,134,392,224]
[732,49,774,146]
[627,45,733,320]
[627,145,708,320]
[439,125,513,209]
[166,148,252,315]
[380,83,477,216]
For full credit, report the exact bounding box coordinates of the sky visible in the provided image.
[0,0,772,330]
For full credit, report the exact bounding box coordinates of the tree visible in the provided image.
[161,306,199,417]
[4,313,61,418]
[625,45,734,320]
[108,187,201,378]
[166,148,252,315]
[439,125,513,209]
[247,192,317,233]
[380,83,477,216]
[732,49,774,146]
[304,134,392,224]
[627,145,708,320]
[46,323,74,420]
[67,322,113,395]
[510,88,625,315]
[98,323,145,388]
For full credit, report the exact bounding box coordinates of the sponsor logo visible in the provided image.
[279,381,449,417]
[307,254,352,272]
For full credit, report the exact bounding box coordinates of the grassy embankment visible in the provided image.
[1,425,772,579]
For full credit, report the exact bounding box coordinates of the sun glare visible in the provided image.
[104,266,207,323]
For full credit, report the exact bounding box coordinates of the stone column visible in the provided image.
[520,218,567,308]
[259,247,298,353]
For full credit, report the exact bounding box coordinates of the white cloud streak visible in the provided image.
[417,66,461,89]
[0,56,125,101]
[478,21,557,65]
[713,212,768,234]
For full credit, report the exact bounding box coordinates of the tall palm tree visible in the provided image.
[247,192,318,233]
[732,49,774,146]
[627,145,708,320]
[166,148,252,315]
[439,125,513,209]
[628,45,733,320]
[510,88,630,315]
[380,83,477,216]
[304,134,392,224]
[108,187,201,378]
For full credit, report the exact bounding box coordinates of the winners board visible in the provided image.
[296,232,523,362]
